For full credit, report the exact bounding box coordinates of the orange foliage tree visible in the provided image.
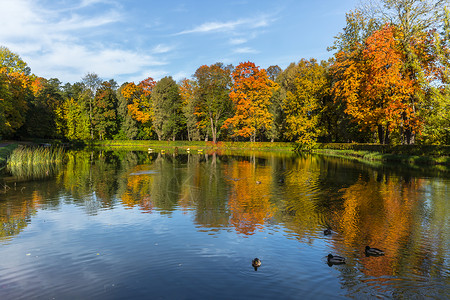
[333,25,423,144]
[121,77,155,137]
[223,62,278,142]
[122,77,155,123]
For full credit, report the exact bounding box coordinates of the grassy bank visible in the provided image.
[313,143,450,166]
[90,140,295,152]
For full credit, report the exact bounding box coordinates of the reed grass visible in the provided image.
[7,146,65,179]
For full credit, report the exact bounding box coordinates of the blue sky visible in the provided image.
[0,0,359,84]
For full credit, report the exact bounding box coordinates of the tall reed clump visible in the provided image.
[7,146,65,179]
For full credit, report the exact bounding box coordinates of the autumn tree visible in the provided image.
[333,24,430,144]
[116,83,138,139]
[121,77,156,139]
[194,63,233,142]
[223,61,278,142]
[0,67,30,137]
[152,76,185,141]
[283,59,330,149]
[332,1,448,144]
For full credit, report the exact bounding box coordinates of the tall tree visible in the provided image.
[121,77,155,139]
[81,72,102,140]
[194,63,233,142]
[25,77,64,138]
[0,67,30,137]
[93,81,118,140]
[152,76,185,141]
[283,59,330,148]
[179,78,201,141]
[62,97,90,140]
[359,0,448,143]
[116,83,138,140]
[223,62,278,142]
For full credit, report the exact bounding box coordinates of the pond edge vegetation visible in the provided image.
[0,141,449,173]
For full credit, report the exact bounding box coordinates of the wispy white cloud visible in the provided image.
[152,44,174,54]
[233,47,259,54]
[175,14,273,35]
[54,11,121,31]
[176,20,244,35]
[229,38,247,45]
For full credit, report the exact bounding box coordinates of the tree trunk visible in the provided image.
[210,117,216,143]
[384,127,390,145]
[377,125,384,144]
[404,128,415,145]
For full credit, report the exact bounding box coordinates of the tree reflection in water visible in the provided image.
[0,150,448,298]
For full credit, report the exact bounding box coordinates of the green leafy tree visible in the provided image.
[81,72,102,140]
[22,77,64,138]
[63,97,90,140]
[152,76,185,141]
[194,63,233,142]
[93,81,118,140]
[179,78,201,141]
[0,46,31,75]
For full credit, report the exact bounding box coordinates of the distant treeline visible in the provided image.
[1,0,449,147]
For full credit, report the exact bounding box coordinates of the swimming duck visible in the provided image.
[324,228,332,235]
[252,258,261,271]
[327,254,345,265]
[365,246,384,256]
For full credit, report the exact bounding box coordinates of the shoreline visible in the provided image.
[1,140,449,169]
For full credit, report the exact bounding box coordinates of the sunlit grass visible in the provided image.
[6,146,65,179]
[0,144,18,168]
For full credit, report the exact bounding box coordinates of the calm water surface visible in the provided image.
[0,150,448,299]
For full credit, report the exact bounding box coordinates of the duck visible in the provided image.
[327,254,345,265]
[365,246,384,256]
[252,258,261,271]
[324,228,332,235]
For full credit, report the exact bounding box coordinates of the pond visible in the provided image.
[0,150,448,299]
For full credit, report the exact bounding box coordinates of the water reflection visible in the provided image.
[0,150,448,298]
